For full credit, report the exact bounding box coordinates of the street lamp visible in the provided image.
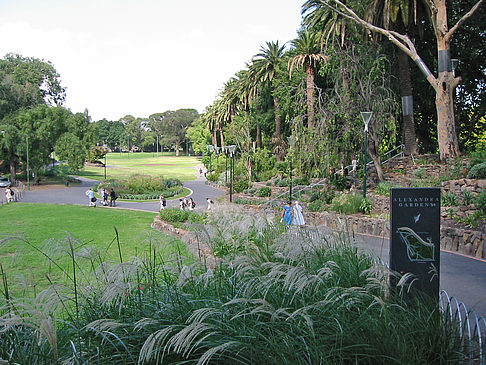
[287,136,295,202]
[226,145,236,202]
[103,144,107,180]
[451,59,459,77]
[360,112,373,199]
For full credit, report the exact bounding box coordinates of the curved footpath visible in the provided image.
[20,172,226,212]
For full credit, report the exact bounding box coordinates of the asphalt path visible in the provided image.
[355,232,486,318]
[20,170,226,212]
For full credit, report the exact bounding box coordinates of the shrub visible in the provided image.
[266,181,272,186]
[276,178,288,187]
[257,187,272,197]
[293,175,310,186]
[234,178,249,193]
[442,192,459,206]
[467,149,486,169]
[206,172,219,182]
[462,191,474,205]
[475,189,486,213]
[330,175,348,190]
[234,197,266,205]
[413,167,426,179]
[307,200,328,212]
[330,193,363,214]
[256,169,275,182]
[467,161,486,179]
[360,197,373,214]
[375,181,394,196]
[159,208,190,223]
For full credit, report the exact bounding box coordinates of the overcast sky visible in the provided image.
[0,0,302,121]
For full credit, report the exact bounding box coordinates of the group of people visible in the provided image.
[281,200,306,226]
[179,196,197,210]
[85,187,117,207]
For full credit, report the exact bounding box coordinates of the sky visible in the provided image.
[0,0,302,122]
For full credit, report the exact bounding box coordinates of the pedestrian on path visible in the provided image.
[292,200,305,226]
[110,188,117,207]
[206,197,214,210]
[5,187,14,203]
[281,201,292,226]
[179,198,185,210]
[189,197,196,210]
[86,188,96,207]
[159,194,166,210]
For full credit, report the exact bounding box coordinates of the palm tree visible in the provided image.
[288,30,327,129]
[251,41,286,150]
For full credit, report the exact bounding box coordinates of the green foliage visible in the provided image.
[467,149,486,169]
[412,167,426,179]
[442,192,459,207]
[475,189,486,213]
[243,187,258,195]
[456,210,485,229]
[375,181,394,196]
[54,132,86,172]
[0,209,471,363]
[206,172,219,182]
[98,175,183,199]
[233,178,249,193]
[360,197,373,214]
[276,178,289,187]
[86,145,106,163]
[462,190,474,205]
[293,175,310,186]
[467,161,486,179]
[330,175,348,190]
[257,186,272,197]
[308,188,335,204]
[307,200,329,212]
[159,207,203,224]
[330,193,363,214]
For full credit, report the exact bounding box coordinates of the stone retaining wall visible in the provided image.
[151,216,215,264]
[306,211,485,259]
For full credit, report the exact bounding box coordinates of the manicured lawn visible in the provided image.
[77,152,202,181]
[0,203,193,295]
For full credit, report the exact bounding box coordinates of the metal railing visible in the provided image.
[440,290,486,364]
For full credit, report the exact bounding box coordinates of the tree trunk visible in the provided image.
[212,128,217,147]
[397,50,418,155]
[219,128,225,151]
[273,95,282,138]
[435,2,460,161]
[305,63,315,129]
[368,149,385,182]
[256,123,262,149]
[175,142,180,157]
[9,160,16,182]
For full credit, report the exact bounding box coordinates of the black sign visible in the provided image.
[390,188,441,298]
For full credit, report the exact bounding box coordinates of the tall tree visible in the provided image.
[288,30,327,129]
[252,41,287,159]
[316,0,485,161]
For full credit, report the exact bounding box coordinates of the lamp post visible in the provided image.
[103,144,107,180]
[226,145,236,202]
[287,136,295,202]
[360,112,373,199]
[451,59,459,77]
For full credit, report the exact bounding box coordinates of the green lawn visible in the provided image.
[0,203,193,296]
[77,152,202,181]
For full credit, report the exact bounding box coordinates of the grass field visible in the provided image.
[77,152,202,181]
[0,203,193,296]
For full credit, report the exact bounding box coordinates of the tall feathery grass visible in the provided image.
[0,205,474,364]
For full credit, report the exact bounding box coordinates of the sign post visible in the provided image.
[390,188,441,298]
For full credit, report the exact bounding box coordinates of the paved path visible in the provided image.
[20,169,226,212]
[356,232,486,318]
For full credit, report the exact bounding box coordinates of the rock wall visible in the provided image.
[306,211,485,259]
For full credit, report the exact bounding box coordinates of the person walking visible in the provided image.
[281,201,292,226]
[206,197,214,210]
[292,200,305,226]
[179,198,185,210]
[86,188,96,207]
[109,188,117,207]
[189,197,196,210]
[159,194,166,210]
[5,186,14,203]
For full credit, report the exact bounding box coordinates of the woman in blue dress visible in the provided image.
[281,201,292,226]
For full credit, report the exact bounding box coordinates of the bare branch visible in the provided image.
[319,0,437,86]
[447,0,485,41]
